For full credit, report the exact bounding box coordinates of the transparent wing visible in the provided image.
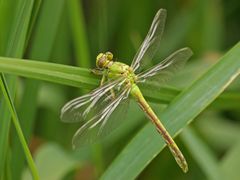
[72,87,131,148]
[131,9,167,72]
[137,48,193,85]
[60,78,125,123]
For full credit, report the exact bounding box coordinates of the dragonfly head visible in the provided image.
[96,52,113,68]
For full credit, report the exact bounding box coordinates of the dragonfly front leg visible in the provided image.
[103,75,116,99]
[91,69,108,86]
[100,74,107,86]
[91,68,103,76]
[110,89,116,99]
[93,69,116,99]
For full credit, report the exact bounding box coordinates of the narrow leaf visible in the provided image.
[0,76,39,179]
[11,0,65,178]
[0,56,239,108]
[0,0,36,178]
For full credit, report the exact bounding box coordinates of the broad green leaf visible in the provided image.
[101,42,240,180]
[22,143,80,180]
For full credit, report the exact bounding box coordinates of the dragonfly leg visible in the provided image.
[91,68,104,75]
[93,68,116,98]
[110,89,116,99]
[100,74,106,86]
[92,69,108,86]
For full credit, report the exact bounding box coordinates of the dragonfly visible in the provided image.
[61,9,193,173]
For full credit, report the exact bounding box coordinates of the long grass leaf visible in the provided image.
[0,0,35,178]
[67,0,91,67]
[11,0,65,178]
[0,76,39,179]
[0,56,239,109]
[0,56,97,88]
[25,0,42,47]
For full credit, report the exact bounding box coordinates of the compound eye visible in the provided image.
[106,51,113,61]
[96,53,104,68]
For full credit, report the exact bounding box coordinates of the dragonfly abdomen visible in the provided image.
[130,83,188,173]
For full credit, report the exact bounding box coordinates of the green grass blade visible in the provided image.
[11,0,65,178]
[181,127,223,180]
[0,56,239,109]
[0,0,35,177]
[25,0,42,47]
[5,0,33,57]
[100,42,240,180]
[0,79,12,179]
[0,56,98,88]
[0,76,39,179]
[67,0,91,67]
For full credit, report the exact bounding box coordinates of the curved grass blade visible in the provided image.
[101,42,240,180]
[0,76,39,179]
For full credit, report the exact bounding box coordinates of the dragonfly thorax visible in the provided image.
[97,52,137,84]
[108,61,137,84]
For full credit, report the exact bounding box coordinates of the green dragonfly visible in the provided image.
[61,9,193,173]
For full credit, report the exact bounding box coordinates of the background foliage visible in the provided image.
[0,0,239,179]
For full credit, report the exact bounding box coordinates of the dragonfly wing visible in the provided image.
[72,87,131,148]
[137,48,193,85]
[60,78,124,123]
[131,9,167,72]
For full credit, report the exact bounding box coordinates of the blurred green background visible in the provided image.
[0,0,240,179]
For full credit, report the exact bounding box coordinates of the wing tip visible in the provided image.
[181,47,194,57]
[158,8,167,13]
[157,8,167,17]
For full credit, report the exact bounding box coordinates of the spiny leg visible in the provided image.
[92,69,116,99]
[102,76,116,99]
[91,68,104,76]
[110,89,116,99]
[92,69,107,87]
[100,74,106,86]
